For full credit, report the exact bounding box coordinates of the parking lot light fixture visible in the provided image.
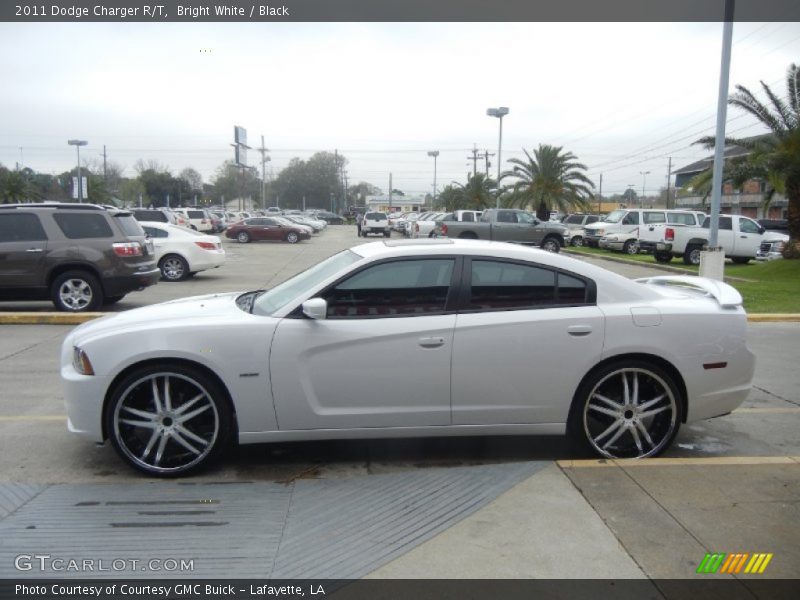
[486,107,509,208]
[427,151,439,209]
[639,171,650,208]
[68,139,88,203]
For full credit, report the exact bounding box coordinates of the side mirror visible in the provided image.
[758,226,766,235]
[302,298,328,320]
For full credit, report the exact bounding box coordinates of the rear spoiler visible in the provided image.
[634,275,743,308]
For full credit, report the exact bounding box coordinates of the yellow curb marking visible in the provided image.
[558,456,799,468]
[0,312,103,325]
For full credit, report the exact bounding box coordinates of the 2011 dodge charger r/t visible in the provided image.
[62,239,755,476]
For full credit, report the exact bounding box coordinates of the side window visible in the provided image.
[586,216,600,224]
[668,213,695,225]
[142,226,168,238]
[462,212,474,222]
[53,213,113,239]
[622,212,639,225]
[323,259,455,318]
[719,216,733,231]
[496,211,518,223]
[643,212,666,224]
[469,260,589,311]
[0,213,48,242]
[739,218,760,234]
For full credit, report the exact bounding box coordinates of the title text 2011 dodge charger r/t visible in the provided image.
[62,239,755,476]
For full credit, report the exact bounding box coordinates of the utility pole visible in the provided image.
[257,135,270,209]
[598,173,603,215]
[467,145,479,177]
[479,149,495,177]
[389,173,393,210]
[102,145,107,185]
[666,157,673,210]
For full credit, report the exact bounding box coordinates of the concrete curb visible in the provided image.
[562,248,697,276]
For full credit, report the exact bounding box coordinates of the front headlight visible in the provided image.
[72,347,95,376]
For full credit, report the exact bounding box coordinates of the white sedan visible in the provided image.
[140,221,226,281]
[62,239,754,476]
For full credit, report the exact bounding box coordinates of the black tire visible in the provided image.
[653,251,673,264]
[683,244,702,265]
[571,236,584,247]
[568,359,683,459]
[237,231,251,244]
[51,270,103,312]
[622,240,639,255]
[731,257,751,265]
[384,231,391,238]
[105,363,232,477]
[286,231,299,244]
[159,254,189,282]
[103,295,126,305]
[541,236,561,253]
[458,232,478,239]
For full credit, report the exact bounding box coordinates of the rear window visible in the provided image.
[564,215,585,225]
[187,210,205,219]
[53,213,113,239]
[114,214,145,237]
[643,212,666,224]
[669,213,697,225]
[365,213,386,220]
[133,210,168,223]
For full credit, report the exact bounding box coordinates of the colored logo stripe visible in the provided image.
[697,552,773,574]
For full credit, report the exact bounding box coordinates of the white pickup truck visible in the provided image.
[639,214,789,265]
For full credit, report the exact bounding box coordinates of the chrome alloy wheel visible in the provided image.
[58,278,94,310]
[112,372,220,474]
[161,256,187,281]
[582,368,678,459]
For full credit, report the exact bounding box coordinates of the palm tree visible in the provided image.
[696,63,800,257]
[450,173,497,210]
[500,144,594,219]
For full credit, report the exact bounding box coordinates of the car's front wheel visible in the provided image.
[286,232,299,244]
[541,237,561,253]
[571,236,584,247]
[51,270,103,312]
[237,231,251,244]
[622,240,639,255]
[569,360,682,459]
[106,364,232,476]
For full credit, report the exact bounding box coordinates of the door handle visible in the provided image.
[418,336,445,348]
[740,235,747,239]
[26,248,44,253]
[567,325,593,337]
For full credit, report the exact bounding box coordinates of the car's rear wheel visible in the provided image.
[458,232,478,239]
[731,257,751,264]
[541,236,561,253]
[159,254,189,282]
[237,231,251,244]
[571,236,584,247]
[286,232,299,244]
[51,270,103,312]
[622,240,639,255]
[653,251,673,264]
[683,244,702,265]
[106,364,232,477]
[569,360,682,459]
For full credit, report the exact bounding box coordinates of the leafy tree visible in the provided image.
[348,181,381,206]
[269,151,347,211]
[210,161,260,208]
[450,173,497,210]
[438,185,462,211]
[500,145,594,218]
[696,63,800,257]
[0,165,30,203]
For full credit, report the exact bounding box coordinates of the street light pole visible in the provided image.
[487,107,509,209]
[639,171,650,208]
[427,151,439,209]
[68,139,88,202]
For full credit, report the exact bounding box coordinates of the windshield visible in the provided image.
[603,210,627,223]
[564,215,585,225]
[252,250,362,316]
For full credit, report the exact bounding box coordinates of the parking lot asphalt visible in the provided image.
[0,226,798,582]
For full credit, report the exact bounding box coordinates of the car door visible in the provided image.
[262,218,286,240]
[270,257,459,430]
[714,216,735,252]
[491,210,520,242]
[735,217,763,258]
[451,257,605,425]
[0,212,49,289]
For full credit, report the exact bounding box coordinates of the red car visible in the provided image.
[225,217,311,244]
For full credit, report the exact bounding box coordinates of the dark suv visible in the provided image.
[0,203,160,311]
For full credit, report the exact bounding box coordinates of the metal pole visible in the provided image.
[76,144,83,203]
[433,154,438,208]
[666,157,672,209]
[598,173,603,214]
[709,1,735,248]
[496,116,503,209]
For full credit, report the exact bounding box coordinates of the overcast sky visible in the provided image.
[1,21,798,199]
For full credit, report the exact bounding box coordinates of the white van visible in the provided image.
[584,209,705,253]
